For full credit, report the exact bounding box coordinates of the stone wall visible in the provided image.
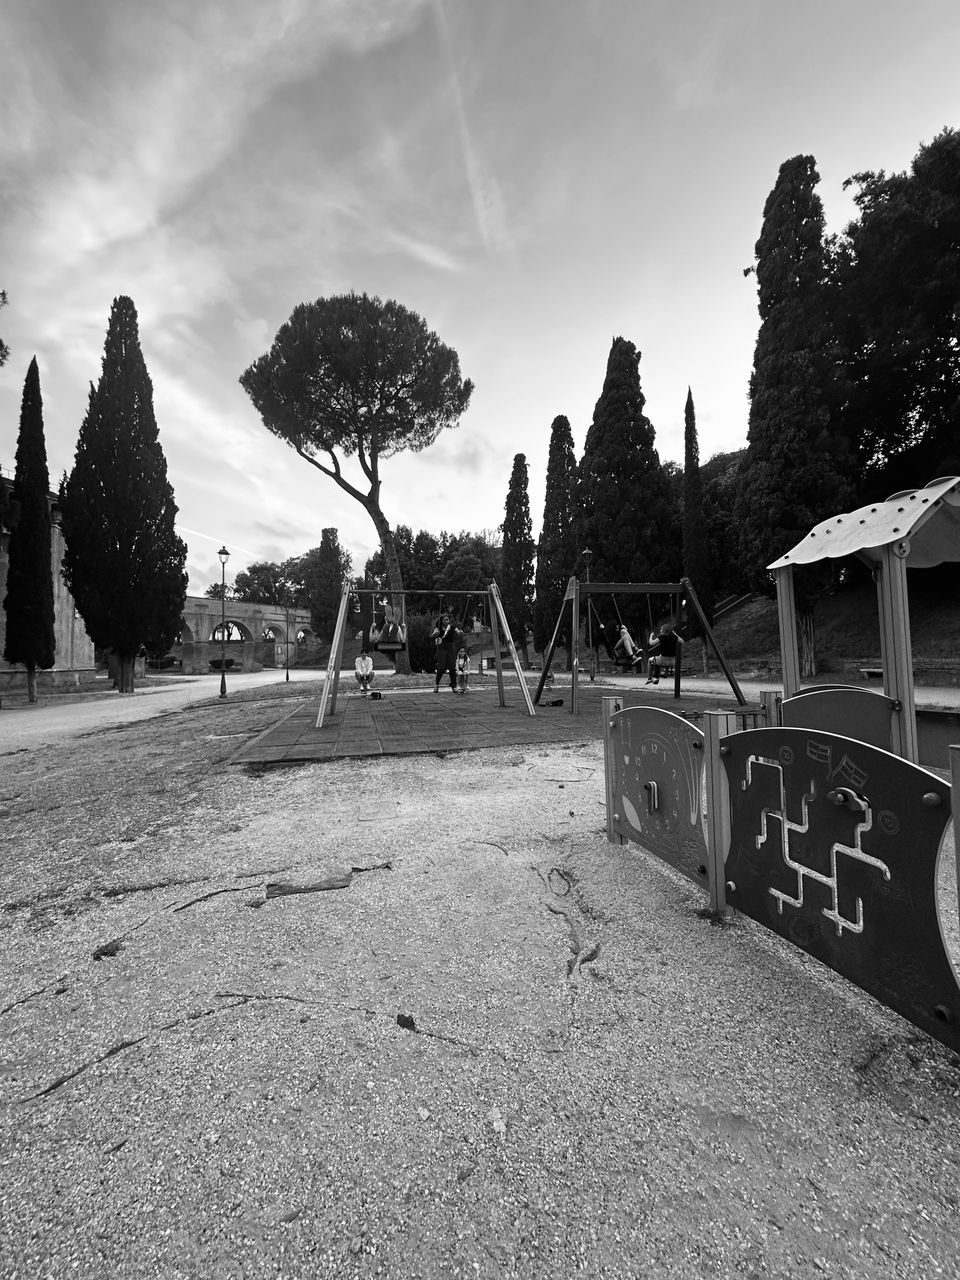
[0,503,97,693]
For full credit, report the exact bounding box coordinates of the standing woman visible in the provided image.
[431,613,463,693]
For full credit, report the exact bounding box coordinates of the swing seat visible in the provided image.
[374,639,406,653]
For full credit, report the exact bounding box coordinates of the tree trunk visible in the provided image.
[27,666,37,704]
[798,605,817,680]
[368,506,410,675]
[117,652,137,693]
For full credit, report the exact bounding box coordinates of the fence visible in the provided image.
[603,695,960,1053]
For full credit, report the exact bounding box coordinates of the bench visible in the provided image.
[860,668,883,680]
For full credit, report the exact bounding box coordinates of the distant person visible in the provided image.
[355,649,374,696]
[455,647,472,694]
[431,614,463,692]
[646,622,683,684]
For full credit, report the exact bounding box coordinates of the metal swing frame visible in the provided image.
[534,576,746,715]
[315,581,534,729]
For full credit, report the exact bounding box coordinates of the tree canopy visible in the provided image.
[298,531,352,641]
[834,127,960,496]
[0,290,9,368]
[576,337,674,585]
[681,388,712,621]
[239,292,473,666]
[735,155,852,591]
[3,357,55,701]
[60,296,187,692]
[533,414,577,654]
[499,453,535,662]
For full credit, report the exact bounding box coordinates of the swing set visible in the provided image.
[535,575,746,714]
[315,581,534,728]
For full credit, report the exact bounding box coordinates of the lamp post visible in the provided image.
[218,546,230,698]
[581,548,593,676]
[284,597,291,683]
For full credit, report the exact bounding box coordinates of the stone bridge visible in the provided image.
[177,595,319,674]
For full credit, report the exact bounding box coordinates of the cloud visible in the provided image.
[429,0,513,256]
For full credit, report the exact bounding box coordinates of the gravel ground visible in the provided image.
[1,690,960,1278]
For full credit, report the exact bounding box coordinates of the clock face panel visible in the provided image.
[610,707,707,887]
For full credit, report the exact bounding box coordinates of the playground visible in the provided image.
[2,686,960,1278]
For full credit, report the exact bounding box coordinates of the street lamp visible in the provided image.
[284,597,291,683]
[218,546,230,698]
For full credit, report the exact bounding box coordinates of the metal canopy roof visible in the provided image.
[767,476,960,570]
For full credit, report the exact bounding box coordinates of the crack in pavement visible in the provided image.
[0,974,69,1018]
[19,998,252,1103]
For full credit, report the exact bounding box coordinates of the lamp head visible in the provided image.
[218,546,230,566]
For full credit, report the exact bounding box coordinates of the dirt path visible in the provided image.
[1,692,959,1278]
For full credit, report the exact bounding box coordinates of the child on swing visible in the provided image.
[613,623,644,667]
[455,647,472,694]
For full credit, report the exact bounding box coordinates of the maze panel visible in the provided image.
[608,707,707,888]
[721,727,960,1052]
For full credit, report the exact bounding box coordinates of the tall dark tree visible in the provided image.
[533,413,578,656]
[239,292,473,674]
[737,157,852,580]
[0,290,10,367]
[299,530,352,641]
[701,450,748,601]
[576,337,674,589]
[499,453,535,666]
[681,388,712,621]
[60,297,187,693]
[3,358,55,702]
[735,156,853,674]
[836,127,960,497]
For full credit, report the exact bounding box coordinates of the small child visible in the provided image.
[455,647,472,694]
[355,649,374,695]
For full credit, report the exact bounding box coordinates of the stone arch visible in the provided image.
[211,617,255,643]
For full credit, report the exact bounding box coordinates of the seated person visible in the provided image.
[355,649,374,695]
[646,622,683,684]
[613,623,643,666]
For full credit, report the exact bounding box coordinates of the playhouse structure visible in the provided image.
[603,478,960,1054]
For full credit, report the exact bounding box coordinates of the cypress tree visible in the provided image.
[681,388,712,620]
[736,155,851,587]
[500,453,535,667]
[533,414,578,656]
[576,337,673,587]
[3,357,56,702]
[60,297,187,693]
[735,156,852,675]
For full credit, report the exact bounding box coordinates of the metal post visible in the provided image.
[571,576,581,715]
[759,689,780,729]
[773,564,801,699]
[582,548,594,680]
[217,546,229,698]
[602,695,624,843]
[877,543,918,763]
[285,603,290,683]
[703,710,737,916]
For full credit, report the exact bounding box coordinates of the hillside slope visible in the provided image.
[699,581,959,682]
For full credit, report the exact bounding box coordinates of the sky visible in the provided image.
[2,0,959,596]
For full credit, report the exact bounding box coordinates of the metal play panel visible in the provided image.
[721,726,960,1052]
[606,706,708,889]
